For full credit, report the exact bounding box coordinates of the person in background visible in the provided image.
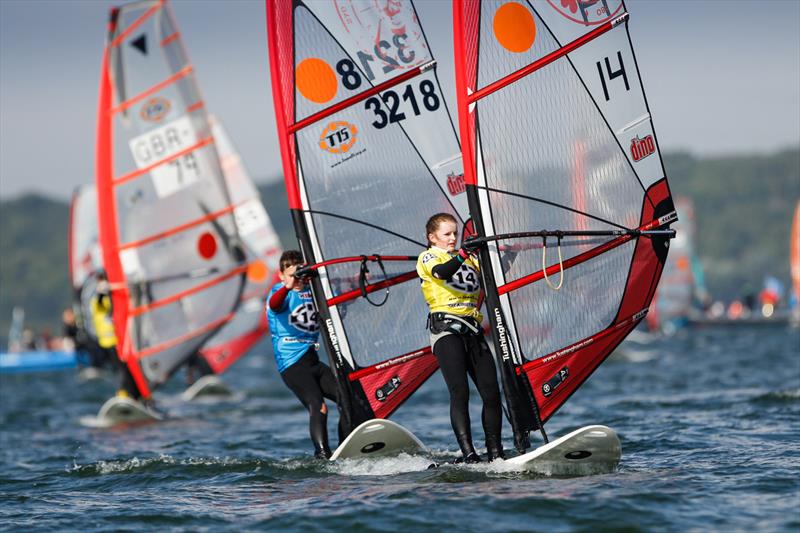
[61,309,78,352]
[40,327,55,350]
[90,271,146,403]
[62,307,100,367]
[21,328,36,350]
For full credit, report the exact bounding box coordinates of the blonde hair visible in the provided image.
[425,213,458,246]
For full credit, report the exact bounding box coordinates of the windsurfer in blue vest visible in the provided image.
[417,213,505,463]
[267,250,339,459]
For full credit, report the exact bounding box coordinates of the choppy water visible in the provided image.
[2,325,799,531]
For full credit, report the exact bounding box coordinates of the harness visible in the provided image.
[427,312,481,337]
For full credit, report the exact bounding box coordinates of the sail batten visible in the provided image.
[467,15,624,104]
[110,65,195,114]
[288,61,435,134]
[118,203,237,250]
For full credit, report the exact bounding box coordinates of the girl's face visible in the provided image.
[429,220,458,252]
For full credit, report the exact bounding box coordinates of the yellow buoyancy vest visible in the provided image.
[416,246,483,321]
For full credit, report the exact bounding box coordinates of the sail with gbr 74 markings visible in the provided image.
[96,0,247,397]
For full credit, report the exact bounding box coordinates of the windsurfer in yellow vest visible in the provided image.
[416,213,504,463]
[90,271,141,400]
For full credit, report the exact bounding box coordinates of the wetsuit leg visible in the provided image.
[464,337,503,455]
[281,350,331,458]
[433,334,476,457]
[117,353,142,400]
[87,340,104,369]
[314,361,344,443]
[186,352,214,384]
[315,360,339,403]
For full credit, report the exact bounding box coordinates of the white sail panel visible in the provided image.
[198,117,282,374]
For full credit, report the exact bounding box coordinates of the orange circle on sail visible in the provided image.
[247,260,269,283]
[296,58,338,104]
[493,2,536,53]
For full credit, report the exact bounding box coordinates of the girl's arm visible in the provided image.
[431,249,470,280]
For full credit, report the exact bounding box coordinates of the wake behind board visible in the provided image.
[80,396,164,429]
[330,419,427,461]
[180,375,232,401]
[505,425,621,476]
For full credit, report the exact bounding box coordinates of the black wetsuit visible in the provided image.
[119,358,142,400]
[280,348,340,458]
[429,253,504,461]
[431,320,503,460]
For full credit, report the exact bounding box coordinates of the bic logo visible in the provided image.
[139,97,171,122]
[319,121,358,154]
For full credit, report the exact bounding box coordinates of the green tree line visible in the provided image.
[0,148,797,346]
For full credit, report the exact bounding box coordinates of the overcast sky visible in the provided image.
[1,0,798,200]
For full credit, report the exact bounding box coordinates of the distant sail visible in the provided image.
[68,184,103,337]
[267,0,467,434]
[648,197,698,333]
[96,0,247,397]
[453,0,675,449]
[198,116,283,374]
[791,201,800,316]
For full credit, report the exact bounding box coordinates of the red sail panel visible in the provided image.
[202,313,268,374]
[351,350,439,419]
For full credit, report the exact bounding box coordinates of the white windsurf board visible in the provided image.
[80,396,164,428]
[180,375,232,401]
[330,418,427,461]
[504,425,621,476]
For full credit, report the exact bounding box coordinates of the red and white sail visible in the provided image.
[96,0,247,397]
[198,116,283,374]
[791,201,800,317]
[267,0,467,433]
[454,0,675,447]
[68,184,104,336]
